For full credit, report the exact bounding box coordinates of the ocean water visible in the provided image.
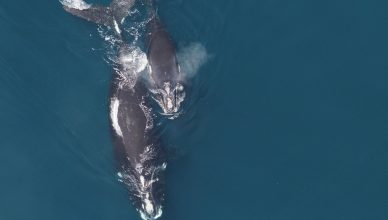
[1,0,388,220]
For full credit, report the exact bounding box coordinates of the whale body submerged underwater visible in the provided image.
[61,0,186,219]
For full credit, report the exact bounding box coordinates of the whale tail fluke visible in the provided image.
[63,5,113,26]
[61,0,135,34]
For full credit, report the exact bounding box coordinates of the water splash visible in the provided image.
[115,45,149,89]
[93,6,151,90]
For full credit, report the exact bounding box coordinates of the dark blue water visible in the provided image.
[1,0,388,219]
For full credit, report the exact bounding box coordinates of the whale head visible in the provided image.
[118,159,167,220]
[136,167,166,220]
[151,81,185,119]
[118,172,165,220]
[138,195,163,220]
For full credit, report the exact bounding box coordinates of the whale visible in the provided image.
[61,0,180,219]
[62,0,186,117]
[110,74,167,220]
[146,16,186,118]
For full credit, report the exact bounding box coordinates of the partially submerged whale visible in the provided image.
[110,77,166,220]
[61,0,182,219]
[147,17,186,118]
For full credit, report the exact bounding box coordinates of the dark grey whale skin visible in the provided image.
[145,17,187,117]
[109,76,166,218]
[110,79,150,166]
[147,17,181,88]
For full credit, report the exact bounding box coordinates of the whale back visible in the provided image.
[147,18,180,87]
[110,79,149,166]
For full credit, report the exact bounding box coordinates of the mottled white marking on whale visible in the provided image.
[110,97,123,137]
[113,19,121,34]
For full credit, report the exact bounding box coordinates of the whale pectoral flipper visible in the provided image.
[63,5,112,26]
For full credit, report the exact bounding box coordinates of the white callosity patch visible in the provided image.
[177,42,209,78]
[59,0,91,10]
[151,82,185,119]
[144,197,154,214]
[110,97,123,137]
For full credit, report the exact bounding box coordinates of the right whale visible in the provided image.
[146,16,186,118]
[61,0,185,219]
[110,76,167,220]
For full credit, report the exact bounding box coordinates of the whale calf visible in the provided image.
[146,16,186,118]
[61,0,182,219]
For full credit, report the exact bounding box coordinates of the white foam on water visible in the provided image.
[177,42,209,78]
[119,47,148,74]
[116,46,149,88]
[139,97,154,131]
[59,0,91,10]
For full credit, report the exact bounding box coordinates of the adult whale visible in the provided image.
[61,0,179,219]
[62,0,186,117]
[110,75,167,220]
